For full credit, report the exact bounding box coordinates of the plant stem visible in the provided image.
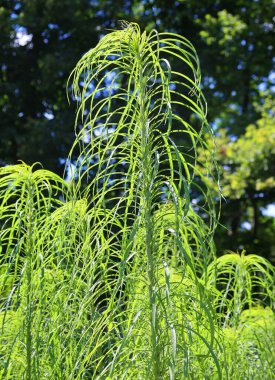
[138,65,159,378]
[25,181,34,380]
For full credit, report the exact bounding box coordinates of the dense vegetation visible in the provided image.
[0,0,274,260]
[0,23,274,380]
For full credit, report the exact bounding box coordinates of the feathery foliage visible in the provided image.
[0,22,274,379]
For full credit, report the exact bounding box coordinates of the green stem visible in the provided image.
[25,181,34,380]
[138,67,159,378]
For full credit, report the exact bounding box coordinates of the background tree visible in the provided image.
[0,0,100,174]
[0,0,274,260]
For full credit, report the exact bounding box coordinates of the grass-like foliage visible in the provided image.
[0,22,274,379]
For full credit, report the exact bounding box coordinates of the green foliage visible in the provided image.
[1,0,274,262]
[0,23,274,379]
[192,1,275,258]
[204,96,275,199]
[199,10,246,50]
[198,95,275,258]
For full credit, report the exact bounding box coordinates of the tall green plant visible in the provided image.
[67,21,219,378]
[0,22,274,380]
